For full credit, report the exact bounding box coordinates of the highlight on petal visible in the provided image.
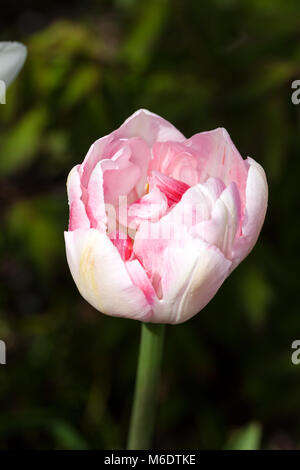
[0,42,27,86]
[64,229,152,320]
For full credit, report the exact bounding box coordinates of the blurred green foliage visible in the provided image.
[0,0,300,449]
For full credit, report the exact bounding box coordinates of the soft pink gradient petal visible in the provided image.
[114,109,185,145]
[85,161,107,231]
[128,186,168,231]
[64,229,152,320]
[187,128,248,208]
[125,137,151,197]
[151,141,199,186]
[91,144,141,207]
[67,165,90,231]
[81,135,111,188]
[231,157,268,268]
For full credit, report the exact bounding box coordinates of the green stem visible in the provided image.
[127,323,165,450]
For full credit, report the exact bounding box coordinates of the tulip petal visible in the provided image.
[110,231,133,262]
[67,165,90,231]
[150,171,190,206]
[128,186,168,230]
[191,182,241,259]
[232,157,268,267]
[101,155,141,207]
[126,259,157,311]
[152,237,232,323]
[0,42,27,86]
[151,141,199,186]
[114,108,185,145]
[188,128,248,207]
[65,229,152,320]
[85,161,107,230]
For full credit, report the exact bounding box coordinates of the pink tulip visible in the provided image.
[65,109,268,324]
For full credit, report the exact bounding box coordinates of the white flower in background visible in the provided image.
[0,42,27,87]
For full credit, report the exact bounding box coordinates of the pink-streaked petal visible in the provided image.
[151,141,199,186]
[64,229,152,320]
[110,231,133,262]
[85,161,107,231]
[187,128,248,208]
[114,109,185,145]
[67,165,90,231]
[232,157,268,268]
[80,135,112,188]
[126,259,157,313]
[150,171,190,207]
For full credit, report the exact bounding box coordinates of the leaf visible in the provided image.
[49,421,89,450]
[225,422,262,450]
[238,266,273,327]
[60,65,101,108]
[122,0,169,69]
[0,108,48,176]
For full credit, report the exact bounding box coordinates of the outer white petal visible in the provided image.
[0,42,27,86]
[152,237,232,324]
[232,157,268,268]
[64,229,152,320]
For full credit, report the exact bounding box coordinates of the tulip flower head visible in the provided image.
[65,110,268,324]
[0,42,27,87]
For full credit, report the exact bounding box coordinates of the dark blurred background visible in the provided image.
[0,0,299,450]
